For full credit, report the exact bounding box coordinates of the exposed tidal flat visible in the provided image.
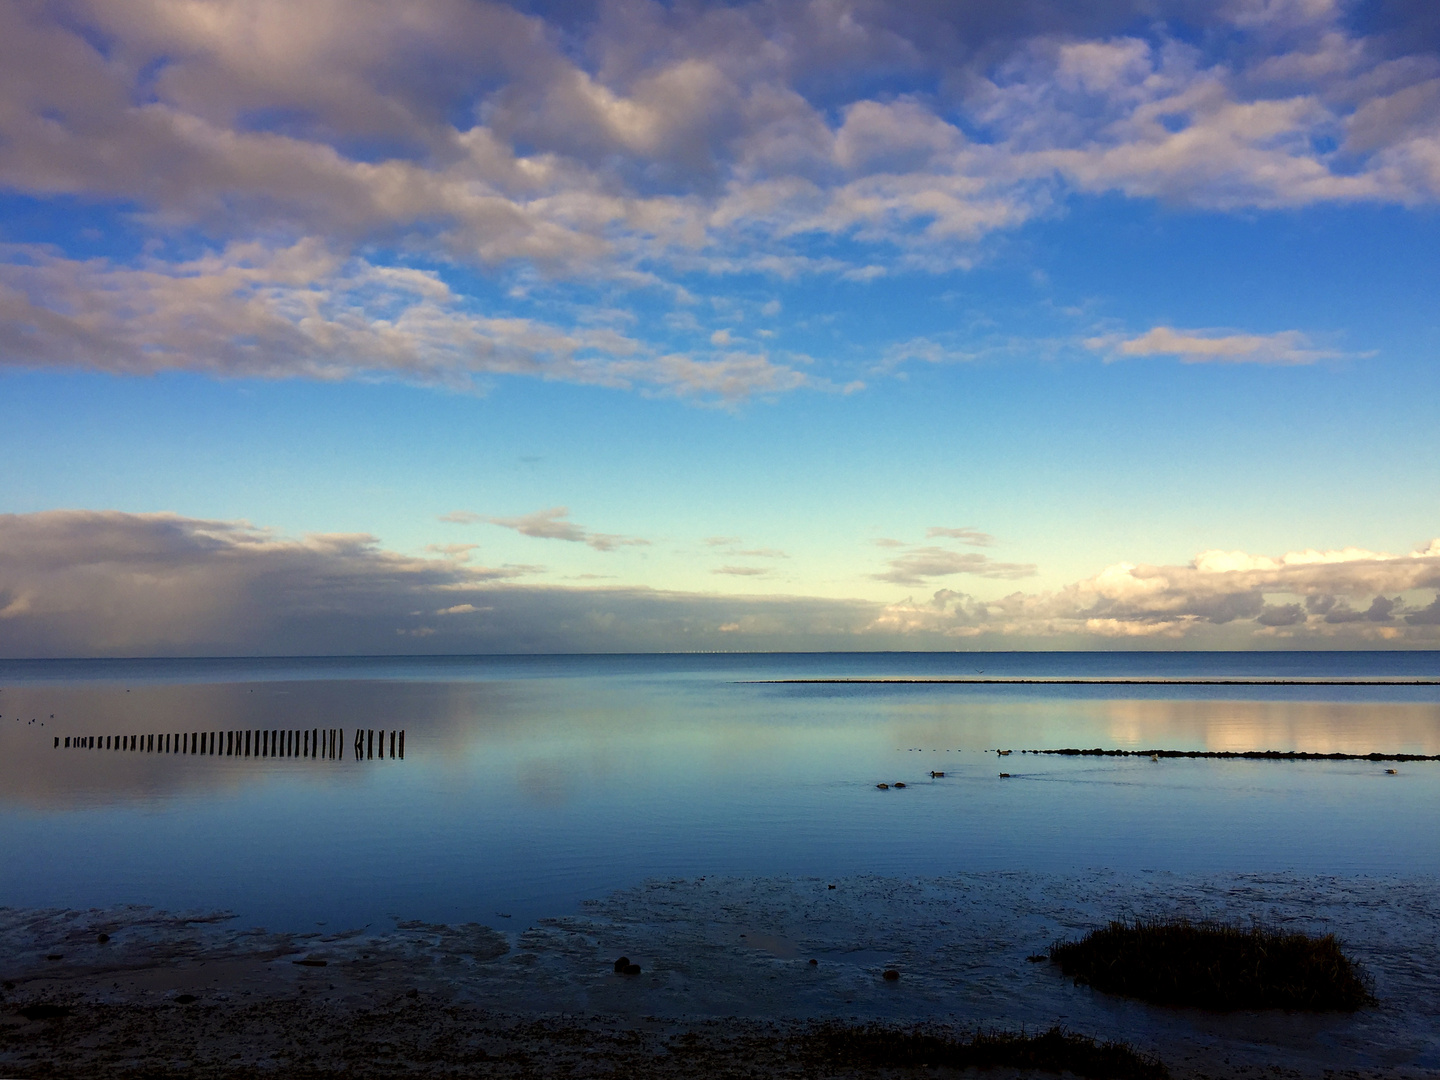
[2,652,1439,1076]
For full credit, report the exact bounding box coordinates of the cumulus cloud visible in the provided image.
[1,0,1438,387]
[1,511,1439,653]
[873,539,1440,644]
[483,507,649,552]
[1086,326,1346,364]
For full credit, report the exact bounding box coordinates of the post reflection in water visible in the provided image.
[54,727,404,762]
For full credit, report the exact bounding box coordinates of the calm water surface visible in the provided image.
[2,653,1438,931]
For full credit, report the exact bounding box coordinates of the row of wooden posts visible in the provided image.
[54,728,404,760]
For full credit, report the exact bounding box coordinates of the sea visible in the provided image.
[2,651,1438,933]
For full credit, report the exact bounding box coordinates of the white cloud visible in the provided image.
[1,0,1439,385]
[0,241,805,400]
[484,507,649,552]
[872,547,1038,586]
[1086,326,1345,364]
[925,526,995,547]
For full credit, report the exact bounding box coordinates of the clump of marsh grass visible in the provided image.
[796,1023,1168,1080]
[1049,917,1375,1012]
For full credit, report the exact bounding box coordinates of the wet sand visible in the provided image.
[3,872,1437,1078]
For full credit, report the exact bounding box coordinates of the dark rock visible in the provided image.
[624,964,642,976]
[613,956,630,973]
[96,933,110,944]
[175,994,197,1005]
[292,958,328,967]
[406,988,419,998]
[44,954,62,962]
[1027,954,1048,963]
[808,959,818,966]
[18,1004,71,1021]
[882,969,900,981]
[828,884,836,889]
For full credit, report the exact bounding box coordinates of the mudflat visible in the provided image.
[3,872,1437,1079]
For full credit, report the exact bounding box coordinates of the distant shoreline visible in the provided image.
[747,677,1440,685]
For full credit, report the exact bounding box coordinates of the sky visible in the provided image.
[2,0,1439,655]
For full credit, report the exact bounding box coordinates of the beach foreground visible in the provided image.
[3,873,1437,1078]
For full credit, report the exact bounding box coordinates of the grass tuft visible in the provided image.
[797,1022,1168,1079]
[1049,917,1375,1012]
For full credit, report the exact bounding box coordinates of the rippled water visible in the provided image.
[2,653,1438,932]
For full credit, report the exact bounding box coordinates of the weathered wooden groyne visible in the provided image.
[54,728,405,760]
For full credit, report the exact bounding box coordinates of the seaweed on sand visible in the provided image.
[795,1023,1168,1080]
[1049,917,1375,1011]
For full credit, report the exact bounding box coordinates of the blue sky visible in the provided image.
[2,0,1439,653]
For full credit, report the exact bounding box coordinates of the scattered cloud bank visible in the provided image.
[0,241,804,400]
[877,541,1440,643]
[450,506,649,552]
[1,0,1436,389]
[3,511,1437,655]
[1087,327,1346,365]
